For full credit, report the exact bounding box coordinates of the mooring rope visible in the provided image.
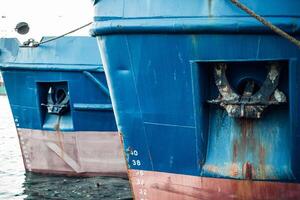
[23,1,300,49]
[230,0,300,49]
[38,22,92,45]
[21,22,92,47]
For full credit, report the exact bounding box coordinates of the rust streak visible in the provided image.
[239,118,254,147]
[54,115,64,158]
[233,142,238,162]
[205,165,219,174]
[231,142,239,177]
[230,163,239,177]
[236,118,256,162]
[259,145,266,178]
[243,162,253,180]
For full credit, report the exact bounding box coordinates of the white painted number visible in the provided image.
[139,189,147,195]
[131,150,139,156]
[136,179,144,185]
[129,149,148,200]
[136,171,144,176]
[132,159,141,166]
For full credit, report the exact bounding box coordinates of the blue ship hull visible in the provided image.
[0,37,126,177]
[92,0,300,199]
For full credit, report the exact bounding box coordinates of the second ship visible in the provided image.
[0,36,126,177]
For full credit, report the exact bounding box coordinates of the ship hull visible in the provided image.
[129,169,300,200]
[91,0,300,198]
[17,128,126,177]
[0,37,126,177]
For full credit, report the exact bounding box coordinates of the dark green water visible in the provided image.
[0,96,132,200]
[21,173,132,200]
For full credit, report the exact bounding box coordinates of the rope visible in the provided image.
[230,0,300,49]
[21,22,92,47]
[23,2,300,49]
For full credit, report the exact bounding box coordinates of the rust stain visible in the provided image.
[258,145,266,178]
[230,163,239,177]
[242,162,253,180]
[231,142,239,177]
[234,119,256,161]
[233,142,238,162]
[235,180,253,200]
[239,118,255,149]
[54,115,64,157]
[232,119,255,169]
[204,165,219,174]
[231,118,269,180]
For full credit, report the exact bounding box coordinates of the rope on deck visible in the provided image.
[21,22,92,47]
[230,0,300,49]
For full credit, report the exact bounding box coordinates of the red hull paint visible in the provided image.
[128,170,300,200]
[17,128,127,177]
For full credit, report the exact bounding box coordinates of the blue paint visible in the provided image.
[0,36,117,132]
[83,71,110,96]
[92,0,300,183]
[73,103,113,111]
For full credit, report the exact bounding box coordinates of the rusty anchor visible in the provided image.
[208,62,287,118]
[41,86,70,115]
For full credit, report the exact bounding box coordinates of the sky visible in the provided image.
[0,0,93,42]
